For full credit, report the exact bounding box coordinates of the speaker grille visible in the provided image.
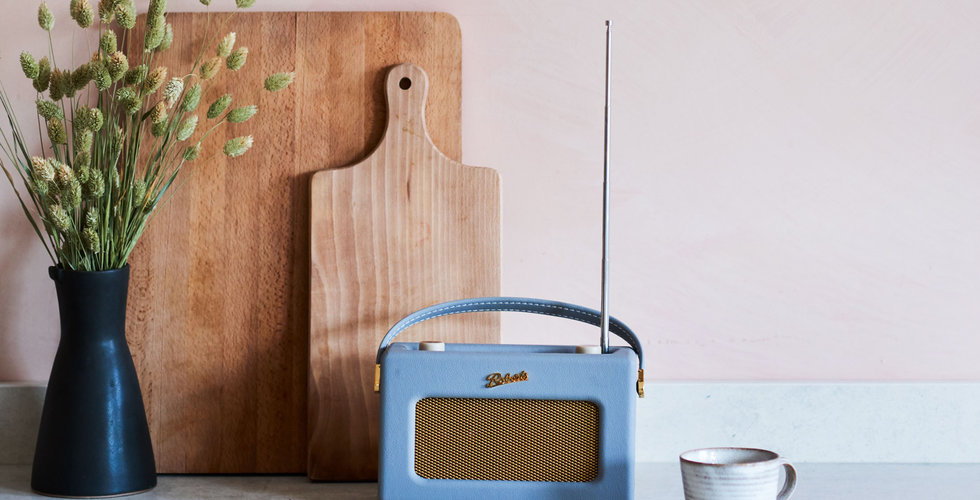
[414,397,599,482]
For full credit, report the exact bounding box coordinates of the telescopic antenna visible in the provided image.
[600,20,612,354]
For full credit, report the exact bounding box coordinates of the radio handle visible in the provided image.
[375,297,645,396]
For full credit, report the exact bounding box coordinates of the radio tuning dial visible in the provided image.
[576,345,602,354]
[419,341,445,352]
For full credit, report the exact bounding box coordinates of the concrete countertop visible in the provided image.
[2,463,979,499]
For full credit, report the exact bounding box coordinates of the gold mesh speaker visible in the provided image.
[414,397,599,482]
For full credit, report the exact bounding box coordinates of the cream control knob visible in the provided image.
[576,345,602,354]
[419,341,445,352]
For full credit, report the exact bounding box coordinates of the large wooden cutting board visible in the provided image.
[308,64,500,480]
[125,11,466,474]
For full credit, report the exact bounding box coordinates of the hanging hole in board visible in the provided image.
[399,77,412,90]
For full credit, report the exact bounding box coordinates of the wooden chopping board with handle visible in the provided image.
[125,12,472,474]
[308,63,501,480]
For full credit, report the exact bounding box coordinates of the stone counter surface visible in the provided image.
[2,463,979,499]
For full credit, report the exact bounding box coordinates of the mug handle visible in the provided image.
[777,458,798,500]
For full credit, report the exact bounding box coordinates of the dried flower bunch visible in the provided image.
[0,0,295,271]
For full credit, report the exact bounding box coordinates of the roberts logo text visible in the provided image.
[485,371,528,388]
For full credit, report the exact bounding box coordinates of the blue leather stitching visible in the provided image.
[394,303,638,357]
[377,297,643,369]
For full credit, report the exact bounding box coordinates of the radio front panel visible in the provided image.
[378,343,637,500]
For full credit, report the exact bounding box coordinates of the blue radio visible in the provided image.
[375,298,644,500]
[375,21,642,499]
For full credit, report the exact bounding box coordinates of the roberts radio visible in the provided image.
[375,21,643,500]
[376,299,643,499]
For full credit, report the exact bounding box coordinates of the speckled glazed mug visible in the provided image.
[680,448,797,500]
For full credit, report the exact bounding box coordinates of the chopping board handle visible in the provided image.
[383,63,441,158]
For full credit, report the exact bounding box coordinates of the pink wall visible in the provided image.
[2,0,979,382]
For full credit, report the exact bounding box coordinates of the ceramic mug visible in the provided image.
[680,447,797,500]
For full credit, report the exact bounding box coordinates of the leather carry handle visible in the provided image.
[375,297,645,396]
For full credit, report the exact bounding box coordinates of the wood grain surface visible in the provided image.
[308,64,500,480]
[124,11,466,474]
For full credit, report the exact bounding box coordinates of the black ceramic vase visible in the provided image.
[31,265,156,498]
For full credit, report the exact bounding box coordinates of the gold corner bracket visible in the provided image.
[374,364,381,393]
[636,369,644,398]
